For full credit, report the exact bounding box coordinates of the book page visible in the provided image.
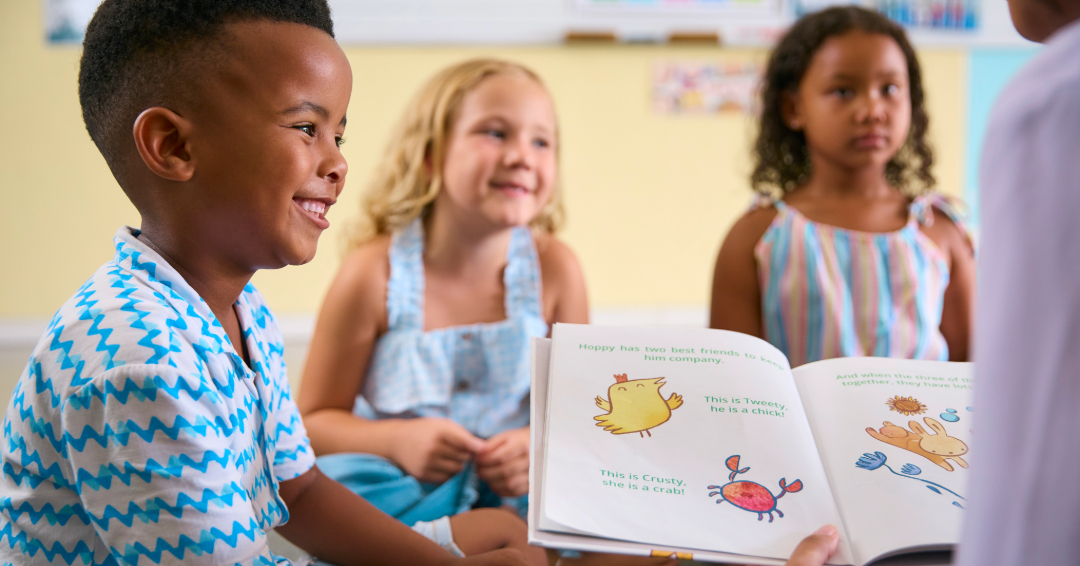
[793,358,973,566]
[541,324,852,563]
[530,337,790,565]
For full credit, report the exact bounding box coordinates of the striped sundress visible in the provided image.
[754,194,971,367]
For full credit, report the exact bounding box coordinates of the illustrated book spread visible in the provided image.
[529,324,973,565]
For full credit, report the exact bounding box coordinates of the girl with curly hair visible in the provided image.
[709,6,975,366]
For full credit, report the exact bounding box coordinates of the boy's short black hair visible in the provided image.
[79,0,334,183]
[751,6,934,195]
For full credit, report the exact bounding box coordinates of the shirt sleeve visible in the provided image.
[238,286,316,483]
[957,72,1080,566]
[60,364,287,566]
[267,367,316,482]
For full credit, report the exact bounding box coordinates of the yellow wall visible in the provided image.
[0,0,966,318]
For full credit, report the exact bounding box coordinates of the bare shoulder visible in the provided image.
[710,205,776,334]
[336,235,392,288]
[722,205,779,254]
[921,204,974,258]
[324,235,393,331]
[534,232,588,324]
[534,232,583,280]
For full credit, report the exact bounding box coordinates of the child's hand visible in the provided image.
[556,553,676,566]
[450,549,531,566]
[778,525,840,566]
[476,426,530,497]
[449,508,547,565]
[390,418,486,483]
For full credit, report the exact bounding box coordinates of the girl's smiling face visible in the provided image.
[784,30,912,177]
[436,73,557,231]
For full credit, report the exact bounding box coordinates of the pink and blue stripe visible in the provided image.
[754,195,966,367]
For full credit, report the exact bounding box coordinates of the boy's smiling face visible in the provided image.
[181,20,351,270]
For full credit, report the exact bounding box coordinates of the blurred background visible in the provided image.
[0,0,1037,412]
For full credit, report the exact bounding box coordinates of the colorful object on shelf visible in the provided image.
[795,0,979,30]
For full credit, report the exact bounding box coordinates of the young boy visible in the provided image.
[0,2,542,565]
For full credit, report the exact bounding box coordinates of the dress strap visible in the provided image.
[910,194,976,252]
[503,227,544,319]
[386,218,425,331]
[750,193,786,212]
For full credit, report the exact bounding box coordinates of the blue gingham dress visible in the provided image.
[317,217,547,522]
[359,217,548,436]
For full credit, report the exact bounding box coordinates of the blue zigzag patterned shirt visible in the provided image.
[1,227,315,566]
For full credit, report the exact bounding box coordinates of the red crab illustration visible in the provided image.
[707,455,803,523]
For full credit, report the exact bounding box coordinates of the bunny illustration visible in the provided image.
[909,417,969,471]
[865,417,968,472]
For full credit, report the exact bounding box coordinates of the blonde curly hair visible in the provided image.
[346,58,565,249]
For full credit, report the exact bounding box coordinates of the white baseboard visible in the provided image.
[0,306,708,350]
[0,319,50,350]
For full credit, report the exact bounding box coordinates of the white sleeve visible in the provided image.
[957,76,1080,565]
[268,366,316,482]
[61,365,286,566]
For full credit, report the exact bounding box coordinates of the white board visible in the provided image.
[327,0,1032,46]
[326,0,787,46]
[44,0,1032,49]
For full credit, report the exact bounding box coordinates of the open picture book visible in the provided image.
[529,324,974,565]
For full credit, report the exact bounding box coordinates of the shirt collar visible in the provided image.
[111,226,252,369]
[112,226,209,314]
[1047,15,1080,45]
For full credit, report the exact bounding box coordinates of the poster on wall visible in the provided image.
[653,62,762,115]
[45,0,101,43]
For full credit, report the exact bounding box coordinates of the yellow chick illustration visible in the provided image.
[594,373,683,437]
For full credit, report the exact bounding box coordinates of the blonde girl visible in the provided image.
[297,59,587,560]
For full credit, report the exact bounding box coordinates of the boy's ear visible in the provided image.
[780,91,802,131]
[132,107,195,182]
